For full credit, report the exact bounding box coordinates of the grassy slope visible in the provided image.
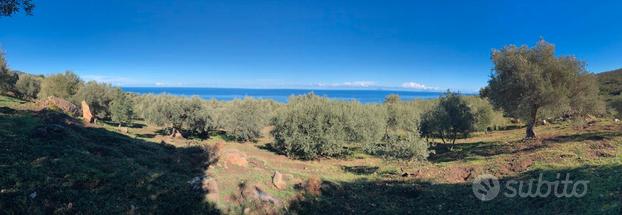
[1,95,621,214]
[0,96,219,214]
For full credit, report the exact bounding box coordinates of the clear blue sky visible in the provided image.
[1,0,622,92]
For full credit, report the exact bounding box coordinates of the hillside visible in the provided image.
[1,95,621,214]
[0,96,219,214]
[597,68,622,97]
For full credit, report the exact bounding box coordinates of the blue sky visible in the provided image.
[1,0,622,92]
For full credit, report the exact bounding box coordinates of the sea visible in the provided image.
[122,87,445,103]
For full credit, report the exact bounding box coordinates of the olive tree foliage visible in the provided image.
[482,40,604,139]
[134,94,275,140]
[363,95,429,160]
[609,95,622,118]
[0,0,34,16]
[463,96,508,131]
[271,94,358,160]
[0,51,18,95]
[38,71,83,100]
[271,94,429,161]
[223,97,274,142]
[15,73,41,100]
[137,94,206,136]
[420,92,474,144]
[110,93,134,127]
[72,81,122,119]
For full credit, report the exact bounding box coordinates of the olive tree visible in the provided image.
[15,73,41,100]
[271,94,353,160]
[0,51,17,95]
[139,94,205,137]
[272,93,429,161]
[224,97,271,142]
[420,92,474,144]
[72,81,122,119]
[110,93,134,127]
[483,40,603,139]
[38,71,83,100]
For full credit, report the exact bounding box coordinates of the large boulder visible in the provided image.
[36,97,80,116]
[81,100,94,123]
[272,171,286,190]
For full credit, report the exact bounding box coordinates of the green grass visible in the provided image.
[0,95,25,107]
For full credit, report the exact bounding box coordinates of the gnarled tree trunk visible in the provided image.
[525,107,538,139]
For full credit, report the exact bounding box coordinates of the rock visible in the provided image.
[36,97,80,116]
[272,171,286,189]
[81,100,94,123]
[219,150,248,167]
[240,183,280,205]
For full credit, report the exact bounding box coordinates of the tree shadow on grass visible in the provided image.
[430,130,622,163]
[542,131,622,144]
[0,107,220,214]
[288,164,622,214]
[341,165,379,175]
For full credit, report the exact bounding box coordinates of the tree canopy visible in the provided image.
[420,92,474,144]
[482,40,603,139]
[38,71,83,100]
[0,0,34,16]
[0,51,18,95]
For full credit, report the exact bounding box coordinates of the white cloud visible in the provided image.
[82,75,131,86]
[315,81,377,88]
[401,82,433,90]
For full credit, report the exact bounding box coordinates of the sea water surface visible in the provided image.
[123,87,444,103]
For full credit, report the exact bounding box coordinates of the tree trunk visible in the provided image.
[525,107,538,139]
[170,128,177,137]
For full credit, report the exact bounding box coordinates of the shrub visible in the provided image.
[375,131,429,160]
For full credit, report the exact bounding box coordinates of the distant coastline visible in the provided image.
[122,87,456,103]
